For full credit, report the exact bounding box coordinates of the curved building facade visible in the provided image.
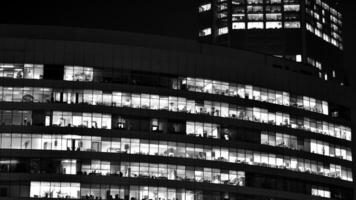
[0,24,353,200]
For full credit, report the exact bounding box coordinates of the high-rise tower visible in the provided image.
[198,0,344,84]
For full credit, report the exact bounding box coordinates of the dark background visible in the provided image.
[0,1,354,83]
[0,1,197,39]
[342,2,356,87]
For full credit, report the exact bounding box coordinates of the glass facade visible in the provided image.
[230,0,301,30]
[0,86,351,141]
[1,159,245,186]
[199,3,211,13]
[175,77,329,115]
[63,66,94,82]
[311,186,331,198]
[0,48,352,199]
[1,62,350,121]
[0,133,352,181]
[261,131,352,161]
[29,183,281,200]
[198,0,344,85]
[305,0,343,49]
[0,63,43,79]
[30,182,80,199]
[52,111,112,129]
[2,62,349,118]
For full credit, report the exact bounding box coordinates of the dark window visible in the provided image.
[43,64,64,80]
[0,188,7,197]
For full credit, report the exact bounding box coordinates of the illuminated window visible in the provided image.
[232,14,245,21]
[247,22,263,29]
[284,5,300,12]
[322,2,329,10]
[331,24,339,32]
[233,22,246,29]
[323,34,330,42]
[332,32,341,40]
[311,186,331,198]
[218,27,228,35]
[261,132,269,144]
[233,6,245,14]
[217,3,228,11]
[266,13,282,20]
[284,21,300,28]
[1,133,353,180]
[266,0,281,3]
[199,28,211,37]
[0,63,43,79]
[247,0,263,4]
[51,111,111,129]
[218,12,228,19]
[25,64,44,79]
[339,44,343,50]
[247,6,263,13]
[266,21,282,29]
[61,160,77,174]
[30,182,80,198]
[306,23,314,32]
[199,3,211,12]
[232,0,245,5]
[64,66,93,82]
[316,61,322,70]
[296,54,302,62]
[315,29,322,37]
[284,0,299,3]
[248,14,263,21]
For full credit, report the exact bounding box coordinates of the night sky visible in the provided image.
[0,1,355,83]
[0,1,197,39]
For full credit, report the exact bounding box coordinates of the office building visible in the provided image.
[198,0,344,84]
[0,0,353,198]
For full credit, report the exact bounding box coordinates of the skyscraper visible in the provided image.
[0,0,353,199]
[198,0,344,84]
